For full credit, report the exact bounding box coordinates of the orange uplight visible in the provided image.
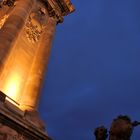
[1,72,21,104]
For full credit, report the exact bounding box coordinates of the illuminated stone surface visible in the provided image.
[0,0,74,139]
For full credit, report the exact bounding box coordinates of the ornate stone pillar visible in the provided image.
[0,0,35,73]
[20,17,56,111]
[0,0,74,139]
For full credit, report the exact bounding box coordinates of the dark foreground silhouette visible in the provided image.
[94,115,140,140]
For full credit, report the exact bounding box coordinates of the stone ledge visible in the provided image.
[0,101,52,140]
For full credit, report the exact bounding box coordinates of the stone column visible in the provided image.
[20,17,56,111]
[0,0,35,73]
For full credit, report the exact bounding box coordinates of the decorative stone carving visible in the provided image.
[47,2,64,24]
[25,8,47,43]
[0,14,9,29]
[0,123,25,140]
[26,20,42,43]
[4,0,15,6]
[46,0,75,24]
[0,0,15,7]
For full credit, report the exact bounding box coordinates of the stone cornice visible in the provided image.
[0,0,75,15]
[48,0,75,16]
[42,0,75,23]
[0,91,52,140]
[0,0,75,23]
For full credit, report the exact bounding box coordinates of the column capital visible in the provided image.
[42,0,75,23]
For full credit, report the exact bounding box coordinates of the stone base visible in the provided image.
[0,92,52,140]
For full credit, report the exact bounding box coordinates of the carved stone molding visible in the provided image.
[41,0,75,24]
[25,8,47,43]
[26,20,42,43]
[0,98,52,140]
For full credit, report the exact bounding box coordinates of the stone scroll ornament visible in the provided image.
[25,7,47,43]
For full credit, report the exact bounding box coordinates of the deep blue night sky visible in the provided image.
[39,0,140,140]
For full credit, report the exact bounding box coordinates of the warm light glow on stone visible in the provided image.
[0,14,9,29]
[5,97,19,107]
[2,72,21,103]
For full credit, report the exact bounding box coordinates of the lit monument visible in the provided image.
[0,0,74,139]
